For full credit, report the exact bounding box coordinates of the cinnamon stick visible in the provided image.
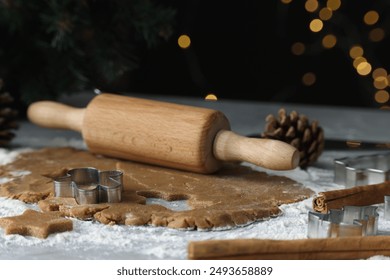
[312,181,390,213]
[188,237,390,260]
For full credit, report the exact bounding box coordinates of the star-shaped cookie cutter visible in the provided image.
[334,152,390,188]
[53,167,123,204]
[307,205,379,238]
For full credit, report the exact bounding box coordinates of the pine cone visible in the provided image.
[0,79,19,147]
[261,108,324,168]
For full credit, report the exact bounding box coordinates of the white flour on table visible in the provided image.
[1,147,390,260]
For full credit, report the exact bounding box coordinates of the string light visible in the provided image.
[178,34,191,49]
[290,0,390,106]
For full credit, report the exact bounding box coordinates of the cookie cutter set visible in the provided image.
[308,206,379,238]
[307,152,390,238]
[53,167,123,204]
[334,152,390,188]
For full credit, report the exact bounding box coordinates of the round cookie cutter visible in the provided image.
[53,167,123,204]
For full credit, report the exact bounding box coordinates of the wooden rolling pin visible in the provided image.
[27,93,299,173]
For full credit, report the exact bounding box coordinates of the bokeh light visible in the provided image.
[349,46,364,59]
[205,93,218,101]
[353,56,367,69]
[375,90,390,103]
[356,61,372,76]
[309,19,323,32]
[291,42,306,55]
[178,34,191,49]
[373,76,388,89]
[319,8,333,21]
[327,0,341,11]
[302,72,316,86]
[372,68,387,79]
[305,0,319,13]
[364,10,379,25]
[322,34,337,48]
[369,28,385,42]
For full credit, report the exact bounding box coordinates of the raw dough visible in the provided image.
[0,209,73,238]
[0,147,314,231]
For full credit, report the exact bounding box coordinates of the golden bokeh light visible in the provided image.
[372,68,387,79]
[281,0,293,4]
[327,0,341,11]
[353,57,367,69]
[178,34,191,49]
[369,28,385,42]
[322,34,337,48]
[356,62,372,76]
[364,10,379,25]
[349,46,364,59]
[319,8,333,20]
[205,93,218,101]
[291,42,305,55]
[375,90,390,103]
[305,0,318,12]
[309,19,323,32]
[373,76,389,89]
[302,72,316,86]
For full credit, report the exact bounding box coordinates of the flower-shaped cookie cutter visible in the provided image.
[53,167,123,204]
[334,152,390,188]
[307,205,379,238]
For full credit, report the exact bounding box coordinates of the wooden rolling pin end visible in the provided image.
[213,130,300,170]
[27,101,85,132]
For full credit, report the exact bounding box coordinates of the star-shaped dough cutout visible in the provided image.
[0,209,73,238]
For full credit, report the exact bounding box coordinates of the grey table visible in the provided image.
[2,92,390,260]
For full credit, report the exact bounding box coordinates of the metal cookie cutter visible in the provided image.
[53,167,123,204]
[334,152,390,188]
[385,196,390,221]
[307,205,379,238]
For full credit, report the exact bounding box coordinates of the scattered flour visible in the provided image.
[1,148,389,259]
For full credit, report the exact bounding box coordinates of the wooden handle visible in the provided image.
[188,237,390,260]
[213,130,299,170]
[27,101,85,132]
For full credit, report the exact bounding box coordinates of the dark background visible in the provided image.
[2,0,390,109]
[131,0,390,108]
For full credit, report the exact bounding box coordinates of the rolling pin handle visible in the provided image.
[27,101,85,132]
[213,130,300,170]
